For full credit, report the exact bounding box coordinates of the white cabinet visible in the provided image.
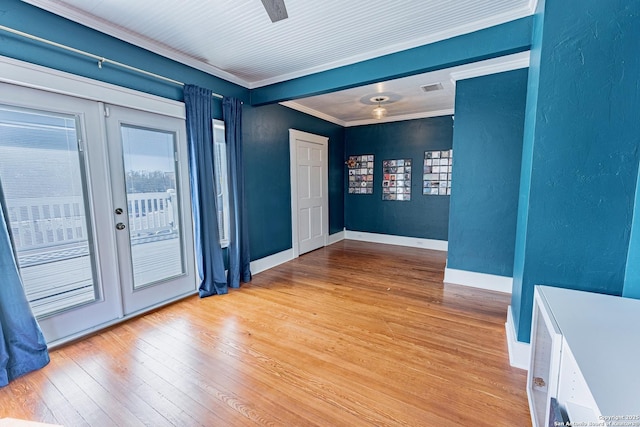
[528,287,564,427]
[527,286,640,427]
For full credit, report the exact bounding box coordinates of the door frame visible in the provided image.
[288,129,329,258]
[0,55,185,119]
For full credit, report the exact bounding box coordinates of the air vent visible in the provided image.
[420,83,444,92]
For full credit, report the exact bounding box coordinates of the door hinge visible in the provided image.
[77,138,85,152]
[104,106,110,117]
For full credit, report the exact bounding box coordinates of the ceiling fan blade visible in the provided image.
[260,0,288,23]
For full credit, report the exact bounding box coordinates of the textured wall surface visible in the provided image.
[447,69,528,277]
[512,0,640,342]
[623,167,640,299]
[345,116,453,240]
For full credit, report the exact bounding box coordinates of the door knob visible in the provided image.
[115,222,126,230]
[115,208,123,215]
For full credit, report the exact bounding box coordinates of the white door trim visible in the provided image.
[289,129,329,258]
[0,55,185,119]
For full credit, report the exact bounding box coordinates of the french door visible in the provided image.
[104,105,194,314]
[0,82,195,344]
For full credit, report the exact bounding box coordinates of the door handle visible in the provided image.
[115,222,126,230]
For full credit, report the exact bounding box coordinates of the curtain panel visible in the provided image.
[0,181,49,387]
[184,85,228,297]
[184,87,252,297]
[223,97,251,288]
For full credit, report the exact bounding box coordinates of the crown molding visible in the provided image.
[279,101,346,126]
[345,109,455,127]
[449,51,530,85]
[529,0,539,14]
[280,101,453,128]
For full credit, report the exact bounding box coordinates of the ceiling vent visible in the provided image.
[420,83,444,92]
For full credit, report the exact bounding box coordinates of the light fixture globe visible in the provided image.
[372,105,387,119]
[371,96,390,119]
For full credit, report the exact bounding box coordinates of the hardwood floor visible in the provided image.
[0,240,531,426]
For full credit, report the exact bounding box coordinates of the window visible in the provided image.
[212,119,230,248]
[0,103,98,317]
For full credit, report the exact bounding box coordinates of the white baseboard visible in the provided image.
[443,268,513,294]
[344,230,448,251]
[250,248,295,275]
[327,230,345,245]
[250,231,344,276]
[506,305,530,370]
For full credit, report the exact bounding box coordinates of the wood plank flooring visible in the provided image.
[0,240,531,426]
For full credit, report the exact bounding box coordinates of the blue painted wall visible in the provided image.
[623,168,640,299]
[510,0,546,347]
[243,104,345,260]
[447,69,528,277]
[511,0,640,342]
[344,117,453,240]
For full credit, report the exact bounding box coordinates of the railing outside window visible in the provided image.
[6,190,179,267]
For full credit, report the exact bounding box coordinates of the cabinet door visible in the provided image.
[527,287,563,427]
[557,345,600,423]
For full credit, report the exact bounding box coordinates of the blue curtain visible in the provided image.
[0,181,50,387]
[223,97,251,288]
[184,85,227,297]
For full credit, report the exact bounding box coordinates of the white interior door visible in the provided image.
[289,129,328,256]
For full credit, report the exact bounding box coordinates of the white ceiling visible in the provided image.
[282,51,530,126]
[23,0,534,125]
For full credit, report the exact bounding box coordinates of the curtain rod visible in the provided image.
[0,24,224,100]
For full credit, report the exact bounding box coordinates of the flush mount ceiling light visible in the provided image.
[371,96,390,119]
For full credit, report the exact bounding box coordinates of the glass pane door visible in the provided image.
[0,82,195,344]
[0,105,97,317]
[106,105,195,315]
[0,82,122,346]
[121,125,185,288]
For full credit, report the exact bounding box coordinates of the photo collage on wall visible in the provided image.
[423,149,452,195]
[382,159,412,201]
[347,154,374,194]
